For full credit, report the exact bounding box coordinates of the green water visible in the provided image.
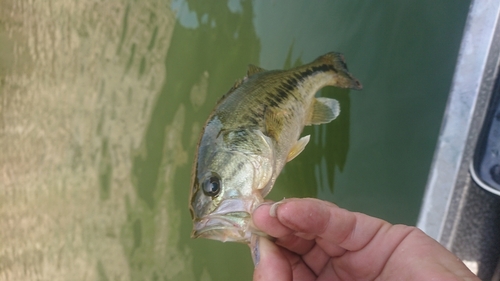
[0,0,470,280]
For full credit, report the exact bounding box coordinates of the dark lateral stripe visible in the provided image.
[276,88,297,102]
[265,96,279,107]
[293,73,303,82]
[311,64,337,74]
[281,80,295,92]
[271,91,285,104]
[296,64,337,81]
[277,88,288,100]
[247,115,259,125]
[278,63,339,94]
[287,76,299,86]
[249,106,264,118]
[271,63,340,105]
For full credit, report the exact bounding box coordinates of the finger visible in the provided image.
[316,237,347,257]
[316,261,340,281]
[379,227,481,280]
[254,203,316,255]
[331,223,412,280]
[275,233,316,255]
[273,198,386,251]
[252,237,291,281]
[301,243,330,275]
[275,199,469,280]
[268,198,480,281]
[280,247,317,281]
[253,203,293,238]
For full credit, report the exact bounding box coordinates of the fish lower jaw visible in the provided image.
[191,213,253,243]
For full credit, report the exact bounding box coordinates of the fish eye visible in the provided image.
[202,173,221,197]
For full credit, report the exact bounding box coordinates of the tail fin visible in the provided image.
[313,52,363,90]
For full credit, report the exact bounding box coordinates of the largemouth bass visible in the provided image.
[189,52,362,243]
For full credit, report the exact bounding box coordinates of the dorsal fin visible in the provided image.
[231,78,243,91]
[214,78,244,105]
[247,64,266,77]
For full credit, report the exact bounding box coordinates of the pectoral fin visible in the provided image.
[306,97,340,126]
[264,107,285,141]
[286,135,310,162]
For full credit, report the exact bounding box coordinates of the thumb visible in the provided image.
[252,236,292,281]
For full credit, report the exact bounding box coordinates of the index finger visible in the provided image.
[256,198,386,251]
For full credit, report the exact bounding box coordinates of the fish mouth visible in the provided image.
[191,212,252,242]
[191,198,258,243]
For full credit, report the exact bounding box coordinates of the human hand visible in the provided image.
[251,198,479,281]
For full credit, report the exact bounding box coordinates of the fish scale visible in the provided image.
[190,52,362,243]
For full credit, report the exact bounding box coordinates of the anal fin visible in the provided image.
[286,135,310,162]
[306,97,340,126]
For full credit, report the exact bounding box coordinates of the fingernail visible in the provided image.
[269,199,286,217]
[253,201,273,212]
[250,235,260,267]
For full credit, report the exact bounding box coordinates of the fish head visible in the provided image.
[190,121,274,243]
[190,151,260,242]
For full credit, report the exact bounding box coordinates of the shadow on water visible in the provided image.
[126,0,260,279]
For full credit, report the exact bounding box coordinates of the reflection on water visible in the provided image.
[0,0,186,279]
[0,0,471,280]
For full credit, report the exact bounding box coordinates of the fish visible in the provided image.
[189,52,362,243]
